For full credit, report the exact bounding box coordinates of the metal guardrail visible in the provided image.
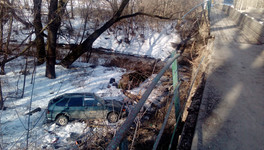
[106,53,180,150]
[168,56,204,150]
[106,1,211,149]
[182,1,207,19]
[152,81,181,150]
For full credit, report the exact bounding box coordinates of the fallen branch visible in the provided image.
[25,107,41,116]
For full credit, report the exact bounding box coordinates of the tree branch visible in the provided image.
[117,12,181,22]
[0,0,32,28]
[10,9,32,28]
[60,0,182,68]
[60,0,130,68]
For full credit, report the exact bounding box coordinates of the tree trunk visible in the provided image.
[60,0,130,68]
[0,4,3,51]
[0,4,5,75]
[46,0,67,78]
[1,0,14,75]
[0,78,3,110]
[46,0,58,79]
[0,2,6,105]
[70,0,74,18]
[33,0,46,65]
[1,14,13,75]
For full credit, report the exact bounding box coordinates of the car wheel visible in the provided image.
[56,115,68,126]
[107,112,119,123]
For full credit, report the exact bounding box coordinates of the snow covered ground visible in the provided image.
[0,1,180,149]
[93,22,179,61]
[1,58,126,149]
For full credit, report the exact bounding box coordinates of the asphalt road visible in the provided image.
[191,5,264,150]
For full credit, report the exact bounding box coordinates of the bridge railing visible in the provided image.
[106,1,211,150]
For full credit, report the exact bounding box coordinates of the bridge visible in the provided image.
[192,3,264,150]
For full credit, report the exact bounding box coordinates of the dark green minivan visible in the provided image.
[46,93,127,126]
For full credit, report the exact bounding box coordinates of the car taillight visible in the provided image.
[47,110,50,114]
[122,108,126,112]
[76,140,81,145]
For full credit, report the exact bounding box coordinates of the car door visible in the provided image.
[52,97,70,119]
[84,97,105,119]
[67,96,85,119]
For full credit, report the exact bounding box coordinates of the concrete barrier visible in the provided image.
[215,4,264,44]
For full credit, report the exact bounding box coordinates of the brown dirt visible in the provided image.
[118,71,149,90]
[177,75,206,150]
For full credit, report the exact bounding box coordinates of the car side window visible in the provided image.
[84,98,99,106]
[68,97,83,107]
[56,98,69,106]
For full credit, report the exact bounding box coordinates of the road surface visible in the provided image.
[191,5,264,150]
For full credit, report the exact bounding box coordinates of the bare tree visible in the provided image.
[1,15,13,75]
[0,0,33,75]
[0,79,3,110]
[0,4,3,110]
[0,0,32,28]
[70,0,74,18]
[46,0,67,79]
[1,0,16,76]
[34,0,46,65]
[106,0,119,14]
[60,0,130,68]
[60,0,173,68]
[1,0,181,79]
[0,3,5,75]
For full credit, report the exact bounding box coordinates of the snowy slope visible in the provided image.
[92,22,180,61]
[1,58,126,149]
